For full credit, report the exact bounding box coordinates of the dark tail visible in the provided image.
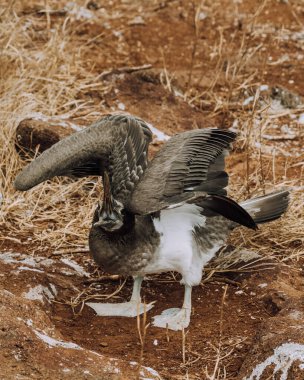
[240,190,290,224]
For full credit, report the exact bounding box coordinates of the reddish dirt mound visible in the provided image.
[1,0,304,379]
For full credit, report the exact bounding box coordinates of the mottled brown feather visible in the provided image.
[128,129,236,214]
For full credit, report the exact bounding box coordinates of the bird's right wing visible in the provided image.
[128,128,257,229]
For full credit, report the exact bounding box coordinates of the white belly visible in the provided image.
[143,204,216,285]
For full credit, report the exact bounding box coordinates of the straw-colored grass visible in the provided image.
[0,2,303,380]
[0,1,105,249]
[0,1,303,276]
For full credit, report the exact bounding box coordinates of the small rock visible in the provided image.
[128,16,145,26]
[117,102,126,111]
[198,12,207,20]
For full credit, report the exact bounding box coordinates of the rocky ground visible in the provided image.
[1,0,304,379]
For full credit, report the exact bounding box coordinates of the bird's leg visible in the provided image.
[86,276,154,317]
[152,285,192,331]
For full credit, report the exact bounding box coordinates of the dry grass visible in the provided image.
[0,2,303,380]
[0,0,303,275]
[183,0,304,267]
[0,1,106,249]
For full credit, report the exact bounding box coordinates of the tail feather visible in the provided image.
[240,190,289,224]
[199,195,258,230]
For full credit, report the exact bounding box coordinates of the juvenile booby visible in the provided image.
[15,113,289,330]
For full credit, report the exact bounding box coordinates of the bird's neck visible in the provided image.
[92,209,135,239]
[89,210,137,273]
[106,210,135,237]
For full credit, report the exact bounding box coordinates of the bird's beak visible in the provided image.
[101,171,113,216]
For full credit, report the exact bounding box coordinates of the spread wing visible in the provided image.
[128,128,235,213]
[128,128,257,229]
[14,113,152,205]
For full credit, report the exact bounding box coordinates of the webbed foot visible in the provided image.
[87,300,155,317]
[152,307,190,331]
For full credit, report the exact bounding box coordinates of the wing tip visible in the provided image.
[14,171,33,191]
[14,172,25,191]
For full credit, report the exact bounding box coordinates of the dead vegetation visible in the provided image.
[1,0,303,267]
[0,1,304,379]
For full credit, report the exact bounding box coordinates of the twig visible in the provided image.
[136,303,150,379]
[51,248,89,256]
[182,327,188,364]
[202,276,241,287]
[97,64,152,80]
[262,134,297,141]
[83,274,121,284]
[204,285,229,380]
[186,1,202,91]
[68,278,127,315]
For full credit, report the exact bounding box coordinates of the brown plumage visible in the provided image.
[14,113,289,330]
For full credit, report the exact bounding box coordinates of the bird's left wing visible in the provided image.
[14,114,152,205]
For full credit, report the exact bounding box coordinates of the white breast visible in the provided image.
[144,204,206,275]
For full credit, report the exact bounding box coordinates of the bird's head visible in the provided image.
[94,171,124,232]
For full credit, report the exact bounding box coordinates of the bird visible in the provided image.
[14,113,289,331]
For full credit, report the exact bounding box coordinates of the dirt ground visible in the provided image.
[1,0,304,379]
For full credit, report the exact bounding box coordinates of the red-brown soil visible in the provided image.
[1,0,304,379]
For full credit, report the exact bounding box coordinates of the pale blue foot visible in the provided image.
[152,307,190,331]
[87,300,154,317]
